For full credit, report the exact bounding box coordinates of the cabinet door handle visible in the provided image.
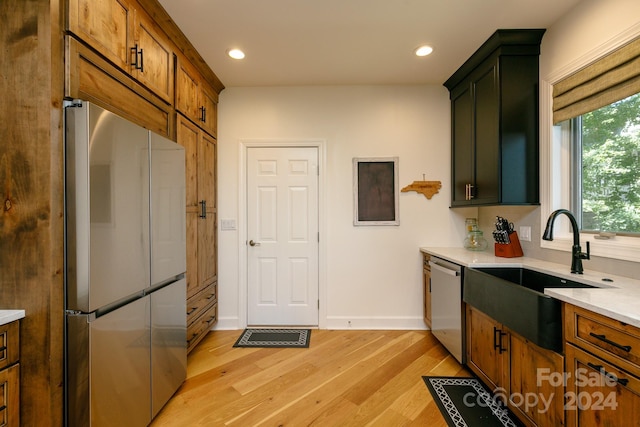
[589,332,632,352]
[587,362,629,386]
[200,106,207,122]
[493,327,507,354]
[493,327,501,351]
[199,200,207,218]
[468,184,474,200]
[498,330,507,354]
[131,44,144,71]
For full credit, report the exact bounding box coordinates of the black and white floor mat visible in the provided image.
[233,328,311,348]
[423,376,521,427]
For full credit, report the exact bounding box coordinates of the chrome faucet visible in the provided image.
[542,209,590,274]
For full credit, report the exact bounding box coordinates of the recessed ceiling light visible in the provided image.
[415,45,434,57]
[227,48,245,60]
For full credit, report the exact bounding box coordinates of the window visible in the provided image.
[541,33,640,262]
[563,92,640,235]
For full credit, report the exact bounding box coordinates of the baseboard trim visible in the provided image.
[325,316,428,330]
[211,315,430,331]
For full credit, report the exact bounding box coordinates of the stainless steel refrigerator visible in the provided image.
[64,101,187,426]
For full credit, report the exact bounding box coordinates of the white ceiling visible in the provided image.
[157,0,582,88]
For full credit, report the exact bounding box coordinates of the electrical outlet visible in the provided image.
[519,226,532,242]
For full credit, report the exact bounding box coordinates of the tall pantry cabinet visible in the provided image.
[176,114,219,353]
[0,0,223,424]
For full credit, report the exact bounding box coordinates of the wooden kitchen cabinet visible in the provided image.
[565,343,640,427]
[131,7,174,103]
[564,303,640,426]
[67,0,174,104]
[444,29,544,207]
[176,56,219,137]
[65,36,172,137]
[0,321,21,426]
[422,253,431,328]
[5,0,223,423]
[177,114,218,352]
[466,305,507,391]
[466,305,564,427]
[67,0,135,72]
[510,332,565,427]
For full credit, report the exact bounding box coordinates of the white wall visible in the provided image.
[215,0,640,331]
[216,85,474,330]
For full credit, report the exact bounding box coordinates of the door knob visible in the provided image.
[249,240,261,247]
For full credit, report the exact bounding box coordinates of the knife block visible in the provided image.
[494,231,523,258]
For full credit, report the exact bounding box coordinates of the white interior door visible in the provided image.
[247,146,319,325]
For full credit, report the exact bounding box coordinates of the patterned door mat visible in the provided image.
[233,328,311,348]
[423,377,522,427]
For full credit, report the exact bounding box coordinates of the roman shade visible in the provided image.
[553,36,640,123]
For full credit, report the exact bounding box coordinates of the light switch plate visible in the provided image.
[519,226,531,242]
[221,219,237,231]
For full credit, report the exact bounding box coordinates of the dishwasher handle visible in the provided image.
[429,261,460,277]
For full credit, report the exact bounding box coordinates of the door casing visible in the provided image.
[239,139,326,328]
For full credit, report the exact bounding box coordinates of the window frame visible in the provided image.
[540,28,640,263]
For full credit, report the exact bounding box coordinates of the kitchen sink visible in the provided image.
[463,268,598,353]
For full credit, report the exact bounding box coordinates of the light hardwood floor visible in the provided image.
[151,329,469,426]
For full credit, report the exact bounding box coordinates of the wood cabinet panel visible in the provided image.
[0,363,20,427]
[68,0,174,105]
[187,282,217,327]
[67,0,134,70]
[565,303,640,378]
[66,36,171,137]
[176,56,218,137]
[0,322,19,371]
[176,58,200,121]
[509,333,564,427]
[177,115,217,331]
[0,320,21,427]
[466,305,506,391]
[565,342,640,427]
[467,305,564,427]
[187,302,217,353]
[132,8,174,103]
[200,86,218,137]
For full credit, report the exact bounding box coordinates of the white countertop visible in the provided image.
[420,247,640,328]
[0,310,25,326]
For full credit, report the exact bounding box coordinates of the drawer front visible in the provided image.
[0,363,20,427]
[0,322,19,370]
[186,282,217,326]
[565,304,640,377]
[187,303,217,353]
[565,343,640,427]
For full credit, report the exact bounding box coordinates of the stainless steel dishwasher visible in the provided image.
[429,256,465,363]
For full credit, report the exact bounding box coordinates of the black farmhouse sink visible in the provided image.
[464,267,597,353]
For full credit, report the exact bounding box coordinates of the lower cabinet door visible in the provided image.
[0,363,19,427]
[466,305,505,391]
[509,333,564,427]
[565,343,640,427]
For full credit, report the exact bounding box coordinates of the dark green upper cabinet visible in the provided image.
[444,29,545,207]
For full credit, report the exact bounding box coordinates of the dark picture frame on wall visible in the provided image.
[353,157,399,226]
